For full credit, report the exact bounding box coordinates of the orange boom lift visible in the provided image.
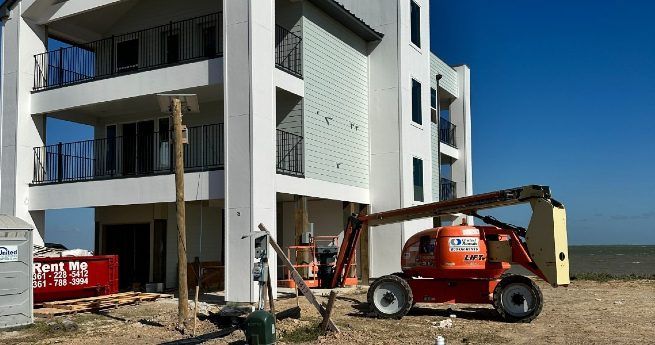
[330,185,569,322]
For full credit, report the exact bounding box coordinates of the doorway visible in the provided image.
[102,223,151,289]
[120,120,155,175]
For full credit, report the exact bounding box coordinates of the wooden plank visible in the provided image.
[42,292,139,306]
[37,292,169,313]
[35,308,80,316]
[258,224,339,333]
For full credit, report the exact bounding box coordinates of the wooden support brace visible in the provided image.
[320,291,338,334]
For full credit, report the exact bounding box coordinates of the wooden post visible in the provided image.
[359,205,370,285]
[294,195,309,276]
[192,285,199,336]
[266,268,276,314]
[172,98,189,330]
[294,195,309,242]
[192,257,200,336]
[320,291,337,334]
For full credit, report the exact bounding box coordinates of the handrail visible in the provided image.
[32,123,223,184]
[276,129,304,177]
[275,24,303,78]
[33,12,223,91]
[439,117,457,148]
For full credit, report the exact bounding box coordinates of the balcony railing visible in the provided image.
[33,12,223,91]
[32,124,223,185]
[275,25,302,78]
[440,177,457,201]
[276,130,304,177]
[439,117,457,148]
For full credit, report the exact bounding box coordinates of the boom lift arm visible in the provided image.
[331,185,569,288]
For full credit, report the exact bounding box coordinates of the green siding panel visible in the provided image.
[302,3,369,188]
[430,53,458,97]
[431,122,440,201]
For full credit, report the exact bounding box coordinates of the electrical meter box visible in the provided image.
[0,215,33,329]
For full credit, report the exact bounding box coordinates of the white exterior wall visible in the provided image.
[0,2,47,245]
[337,0,434,277]
[29,170,224,211]
[397,0,434,245]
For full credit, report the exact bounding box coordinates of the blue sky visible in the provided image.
[431,0,655,244]
[3,1,654,248]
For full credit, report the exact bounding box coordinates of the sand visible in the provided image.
[1,279,653,345]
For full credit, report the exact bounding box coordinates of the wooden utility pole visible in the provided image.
[172,97,189,329]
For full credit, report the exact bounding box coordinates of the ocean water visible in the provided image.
[568,245,655,276]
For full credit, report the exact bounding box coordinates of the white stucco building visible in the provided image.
[0,0,472,302]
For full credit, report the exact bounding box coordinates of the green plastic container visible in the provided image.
[244,310,276,345]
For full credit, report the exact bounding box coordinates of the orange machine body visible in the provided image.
[399,225,537,304]
[402,226,509,279]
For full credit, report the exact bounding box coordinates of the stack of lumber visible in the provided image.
[34,292,172,316]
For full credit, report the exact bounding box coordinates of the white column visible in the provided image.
[450,65,473,200]
[0,3,47,244]
[223,0,276,303]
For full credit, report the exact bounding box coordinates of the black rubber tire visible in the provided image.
[492,275,543,323]
[367,274,413,319]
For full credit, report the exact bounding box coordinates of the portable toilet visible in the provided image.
[0,215,33,328]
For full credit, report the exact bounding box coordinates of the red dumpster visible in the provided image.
[32,255,119,303]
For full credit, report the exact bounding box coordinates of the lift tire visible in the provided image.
[367,274,413,319]
[492,275,543,323]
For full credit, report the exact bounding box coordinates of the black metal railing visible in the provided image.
[33,12,223,91]
[275,25,302,78]
[32,124,223,185]
[439,117,457,148]
[440,177,457,201]
[276,130,304,177]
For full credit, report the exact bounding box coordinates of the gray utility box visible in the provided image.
[0,215,33,329]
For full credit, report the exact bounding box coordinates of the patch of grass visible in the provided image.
[279,322,322,343]
[571,272,655,282]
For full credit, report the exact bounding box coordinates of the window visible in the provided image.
[158,118,171,169]
[410,1,421,47]
[106,125,117,172]
[412,79,422,125]
[116,39,139,71]
[413,157,424,202]
[165,33,180,63]
[430,88,437,123]
[431,88,437,109]
[201,25,218,57]
[419,235,435,254]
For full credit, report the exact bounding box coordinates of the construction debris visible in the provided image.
[432,318,453,329]
[34,292,171,317]
[33,244,92,258]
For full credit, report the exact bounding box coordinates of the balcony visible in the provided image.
[439,117,457,148]
[276,130,304,177]
[33,125,304,185]
[275,25,302,78]
[33,13,223,91]
[32,124,223,185]
[440,177,457,201]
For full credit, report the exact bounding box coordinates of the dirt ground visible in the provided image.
[2,279,654,345]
